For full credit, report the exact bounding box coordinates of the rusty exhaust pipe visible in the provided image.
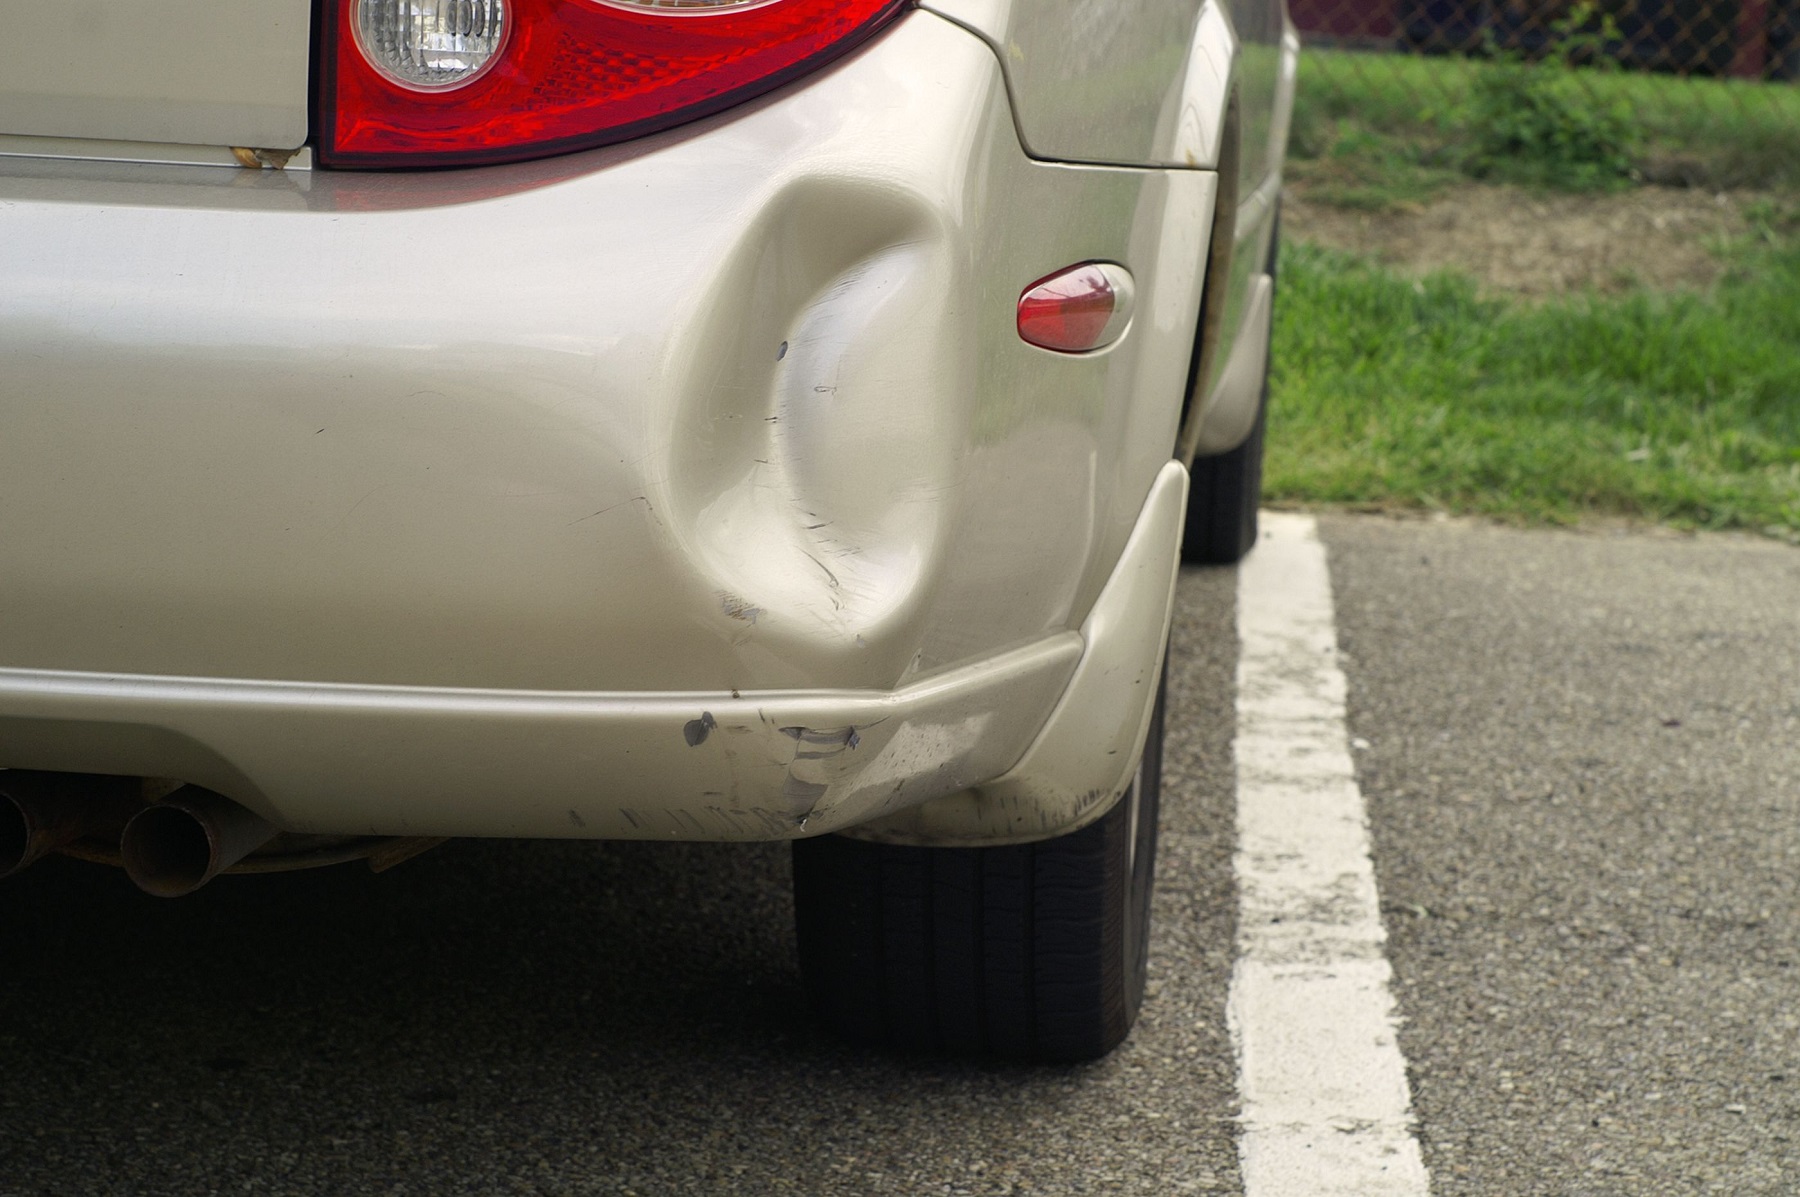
[1,771,140,879]
[121,786,278,898]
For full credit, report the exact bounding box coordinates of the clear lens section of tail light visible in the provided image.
[356,0,508,90]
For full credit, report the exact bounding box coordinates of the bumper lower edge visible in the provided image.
[0,629,1080,842]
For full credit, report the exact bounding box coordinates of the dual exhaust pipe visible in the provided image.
[2,772,276,897]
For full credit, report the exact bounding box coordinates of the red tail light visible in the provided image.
[319,0,911,168]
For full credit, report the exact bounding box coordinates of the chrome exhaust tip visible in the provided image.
[121,786,278,898]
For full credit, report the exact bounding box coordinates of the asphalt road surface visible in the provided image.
[1330,516,1800,1195]
[3,514,1796,1195]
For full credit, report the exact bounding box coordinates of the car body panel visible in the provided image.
[0,461,1185,843]
[1193,273,1274,455]
[0,460,1186,844]
[0,12,1235,843]
[1179,18,1297,461]
[1227,0,1297,192]
[922,0,1289,178]
[923,0,1219,168]
[0,16,1209,699]
[854,459,1186,846]
[930,0,1296,463]
[0,0,311,150]
[0,632,1081,841]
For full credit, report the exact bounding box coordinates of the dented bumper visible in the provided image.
[0,632,1081,840]
[0,12,1210,841]
[0,463,1183,840]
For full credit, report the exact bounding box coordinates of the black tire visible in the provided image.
[1181,205,1281,566]
[1181,397,1266,565]
[793,678,1165,1063]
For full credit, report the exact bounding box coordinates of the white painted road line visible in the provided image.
[1228,513,1429,1196]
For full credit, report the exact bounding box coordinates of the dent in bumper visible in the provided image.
[847,459,1188,846]
[0,458,1184,844]
[0,12,1213,699]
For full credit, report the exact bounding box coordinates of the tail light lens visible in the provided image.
[320,0,910,168]
[1018,264,1136,354]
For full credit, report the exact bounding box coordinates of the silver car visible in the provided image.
[0,0,1295,1060]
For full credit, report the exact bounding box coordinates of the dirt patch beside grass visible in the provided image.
[1285,183,1759,299]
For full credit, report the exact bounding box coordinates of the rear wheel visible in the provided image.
[793,677,1165,1062]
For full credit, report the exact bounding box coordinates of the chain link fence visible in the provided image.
[1289,0,1800,188]
[1294,0,1797,76]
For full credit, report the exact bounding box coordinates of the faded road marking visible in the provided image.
[1229,513,1428,1196]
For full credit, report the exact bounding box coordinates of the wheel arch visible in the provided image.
[1174,89,1244,467]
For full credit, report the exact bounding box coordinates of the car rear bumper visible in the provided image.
[0,464,1186,840]
[0,12,1211,841]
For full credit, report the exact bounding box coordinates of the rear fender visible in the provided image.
[920,0,1237,170]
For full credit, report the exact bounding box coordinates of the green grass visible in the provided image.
[1287,123,1466,210]
[1265,229,1800,535]
[1292,47,1800,196]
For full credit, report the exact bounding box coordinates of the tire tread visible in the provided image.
[793,685,1164,1063]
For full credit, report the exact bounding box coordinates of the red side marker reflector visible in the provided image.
[1017,263,1134,354]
